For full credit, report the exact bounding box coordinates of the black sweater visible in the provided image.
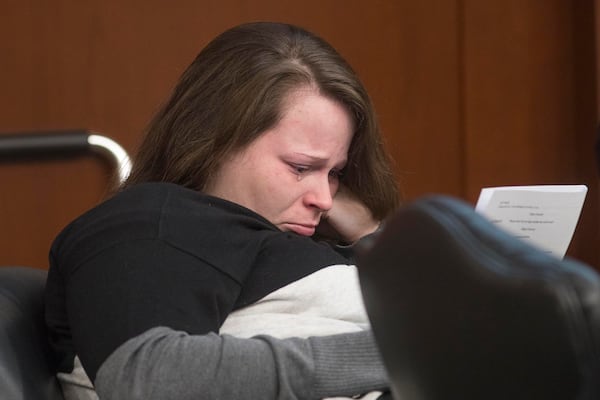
[45,182,350,380]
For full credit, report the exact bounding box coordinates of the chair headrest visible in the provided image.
[357,196,600,400]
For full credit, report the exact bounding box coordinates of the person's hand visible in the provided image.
[318,185,380,244]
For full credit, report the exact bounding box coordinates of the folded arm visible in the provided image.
[95,326,388,400]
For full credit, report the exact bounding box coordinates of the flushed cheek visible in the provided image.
[266,177,305,207]
[255,171,311,222]
[251,185,296,220]
[267,198,308,227]
[270,196,304,220]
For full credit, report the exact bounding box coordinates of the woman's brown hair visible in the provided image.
[123,22,400,220]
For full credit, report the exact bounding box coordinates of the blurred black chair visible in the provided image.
[358,196,600,400]
[0,131,130,399]
[0,266,64,400]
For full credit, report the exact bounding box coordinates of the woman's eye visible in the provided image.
[329,169,344,180]
[290,164,310,175]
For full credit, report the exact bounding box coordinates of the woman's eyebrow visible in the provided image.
[293,152,348,169]
[293,153,326,161]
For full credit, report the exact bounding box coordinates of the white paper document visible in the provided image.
[475,185,587,259]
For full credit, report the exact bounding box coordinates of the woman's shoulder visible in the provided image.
[59,182,274,233]
[50,182,278,271]
[110,182,276,228]
[53,182,204,243]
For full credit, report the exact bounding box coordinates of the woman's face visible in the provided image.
[206,87,353,236]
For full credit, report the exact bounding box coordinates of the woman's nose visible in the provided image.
[304,176,334,211]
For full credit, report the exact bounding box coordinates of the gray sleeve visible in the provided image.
[94,326,388,400]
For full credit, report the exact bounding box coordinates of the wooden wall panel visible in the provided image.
[462,0,599,266]
[572,0,599,271]
[463,1,577,195]
[0,0,597,269]
[0,1,462,269]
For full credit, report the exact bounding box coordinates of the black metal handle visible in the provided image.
[0,130,91,160]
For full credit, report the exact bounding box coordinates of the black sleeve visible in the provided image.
[331,226,383,263]
[61,238,241,381]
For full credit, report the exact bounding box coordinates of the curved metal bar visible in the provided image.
[0,131,133,185]
[87,134,132,184]
[0,131,89,159]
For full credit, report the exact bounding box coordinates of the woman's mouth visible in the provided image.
[282,223,316,236]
